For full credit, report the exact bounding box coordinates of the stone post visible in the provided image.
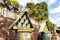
[51,24,58,40]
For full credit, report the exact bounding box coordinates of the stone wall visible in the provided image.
[0,15,16,40]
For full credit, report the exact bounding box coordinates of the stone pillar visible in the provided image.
[3,8,7,17]
[0,8,1,15]
[1,8,3,15]
[17,32,31,40]
[51,24,58,40]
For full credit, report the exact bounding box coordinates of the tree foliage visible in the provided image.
[26,2,48,27]
[26,2,48,21]
[8,0,20,7]
[3,0,22,13]
[46,20,54,31]
[26,2,35,10]
[0,2,5,7]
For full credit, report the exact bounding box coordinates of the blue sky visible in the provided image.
[17,0,60,27]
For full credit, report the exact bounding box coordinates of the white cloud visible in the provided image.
[49,17,60,27]
[56,18,60,27]
[50,5,60,13]
[49,0,56,4]
[31,0,39,3]
[17,0,57,7]
[56,18,60,21]
[17,0,40,6]
[17,0,31,7]
[47,0,57,6]
[49,18,56,24]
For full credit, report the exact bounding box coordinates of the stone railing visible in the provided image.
[0,8,19,19]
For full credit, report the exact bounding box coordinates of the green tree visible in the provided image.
[35,3,41,9]
[8,0,20,7]
[34,2,48,25]
[26,2,36,17]
[36,2,48,20]
[3,0,22,13]
[46,20,54,31]
[26,2,35,10]
[33,2,48,21]
[26,2,48,27]
[40,2,48,20]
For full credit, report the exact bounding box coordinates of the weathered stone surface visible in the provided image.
[0,15,16,40]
